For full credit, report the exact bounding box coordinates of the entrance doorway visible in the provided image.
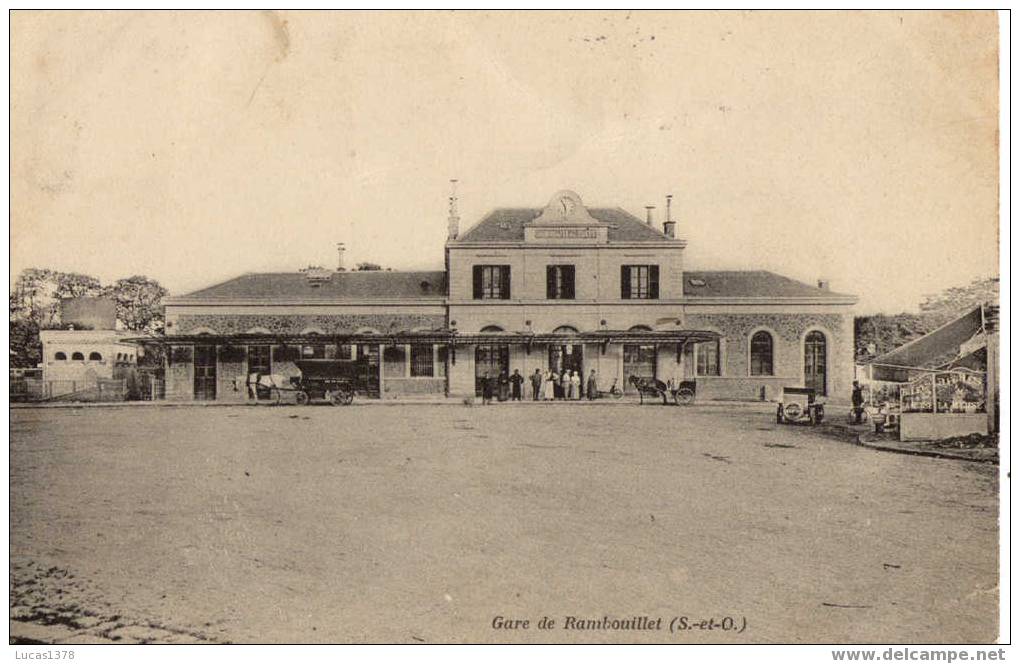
[804,331,827,395]
[623,344,656,393]
[357,345,380,398]
[194,345,217,401]
[548,343,583,390]
[475,344,509,395]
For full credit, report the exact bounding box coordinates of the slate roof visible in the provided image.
[173,270,447,301]
[455,207,669,243]
[173,269,852,303]
[683,270,855,300]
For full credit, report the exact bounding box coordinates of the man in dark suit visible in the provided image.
[510,369,524,401]
[530,369,543,401]
[481,371,493,405]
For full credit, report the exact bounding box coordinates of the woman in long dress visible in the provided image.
[544,370,556,400]
[570,370,581,400]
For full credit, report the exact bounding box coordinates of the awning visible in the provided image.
[127,328,720,348]
[867,305,989,381]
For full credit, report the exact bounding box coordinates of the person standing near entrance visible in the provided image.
[531,369,543,401]
[559,370,570,400]
[510,369,524,401]
[851,381,865,424]
[544,370,556,401]
[497,371,510,402]
[481,371,493,405]
[570,370,581,400]
[587,369,598,400]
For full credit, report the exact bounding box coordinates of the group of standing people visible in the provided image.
[480,368,599,404]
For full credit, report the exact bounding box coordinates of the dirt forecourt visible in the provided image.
[9,403,999,643]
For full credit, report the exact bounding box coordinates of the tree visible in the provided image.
[53,272,103,300]
[9,318,41,367]
[102,276,168,334]
[355,262,383,271]
[918,277,999,327]
[855,276,999,362]
[10,268,60,327]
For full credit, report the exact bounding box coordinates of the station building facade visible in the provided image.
[161,190,857,403]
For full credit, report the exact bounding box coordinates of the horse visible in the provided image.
[628,375,670,405]
[232,373,294,402]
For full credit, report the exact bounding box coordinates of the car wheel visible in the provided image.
[295,391,310,406]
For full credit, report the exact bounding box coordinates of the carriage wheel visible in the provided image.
[330,390,352,406]
[295,391,310,406]
[610,387,623,399]
[340,390,354,405]
[674,388,695,406]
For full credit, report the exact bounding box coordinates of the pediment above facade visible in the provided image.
[524,190,609,243]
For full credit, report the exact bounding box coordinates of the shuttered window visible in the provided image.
[472,265,511,299]
[546,265,575,299]
[621,265,659,299]
[410,345,434,377]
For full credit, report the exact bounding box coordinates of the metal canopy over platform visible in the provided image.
[128,329,720,348]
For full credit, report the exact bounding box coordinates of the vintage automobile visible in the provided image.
[290,359,357,405]
[776,386,825,425]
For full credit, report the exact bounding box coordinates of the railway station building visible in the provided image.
[160,189,857,403]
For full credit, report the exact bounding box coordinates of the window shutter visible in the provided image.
[649,265,660,299]
[546,266,556,299]
[472,266,483,299]
[621,266,631,299]
[564,266,575,299]
[500,266,511,300]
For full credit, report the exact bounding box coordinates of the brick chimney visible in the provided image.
[336,242,346,271]
[645,205,655,226]
[663,194,677,238]
[447,179,460,240]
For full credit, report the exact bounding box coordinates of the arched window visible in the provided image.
[54,352,67,361]
[804,330,828,396]
[749,331,774,376]
[628,325,653,332]
[89,352,103,361]
[552,325,579,335]
[71,352,85,361]
[480,325,504,333]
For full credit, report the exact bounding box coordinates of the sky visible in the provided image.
[10,10,1000,313]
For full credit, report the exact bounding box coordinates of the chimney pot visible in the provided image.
[817,279,830,291]
[447,179,460,240]
[645,205,655,226]
[336,243,346,272]
[663,193,678,238]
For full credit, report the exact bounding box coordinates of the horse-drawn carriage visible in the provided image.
[629,376,697,405]
[243,359,356,406]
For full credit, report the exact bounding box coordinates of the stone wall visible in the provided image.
[174,313,446,335]
[684,312,853,403]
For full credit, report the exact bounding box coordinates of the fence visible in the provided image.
[10,378,129,403]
